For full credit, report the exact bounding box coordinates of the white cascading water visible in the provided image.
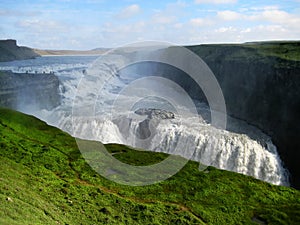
[70,114,287,185]
[0,53,289,186]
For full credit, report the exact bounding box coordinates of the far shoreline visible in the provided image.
[34,48,109,56]
[38,54,103,57]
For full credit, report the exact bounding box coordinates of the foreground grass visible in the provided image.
[0,108,299,224]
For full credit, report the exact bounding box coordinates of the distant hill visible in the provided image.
[34,48,109,56]
[0,39,40,62]
[0,108,300,224]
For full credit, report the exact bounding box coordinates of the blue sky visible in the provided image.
[0,0,299,49]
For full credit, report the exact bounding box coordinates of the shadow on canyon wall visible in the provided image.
[121,42,300,188]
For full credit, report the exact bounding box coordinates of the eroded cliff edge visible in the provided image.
[163,42,300,188]
[0,39,40,62]
[187,43,300,188]
[127,42,300,188]
[0,70,60,111]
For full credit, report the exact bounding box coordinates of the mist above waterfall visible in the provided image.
[0,51,289,186]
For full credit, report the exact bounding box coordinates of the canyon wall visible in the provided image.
[170,43,300,188]
[0,70,61,111]
[0,39,40,62]
[125,43,300,188]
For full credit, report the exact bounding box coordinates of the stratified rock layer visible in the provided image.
[135,108,175,119]
[0,70,60,111]
[123,42,300,188]
[0,39,40,62]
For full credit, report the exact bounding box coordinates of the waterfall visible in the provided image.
[69,114,288,186]
[0,54,289,186]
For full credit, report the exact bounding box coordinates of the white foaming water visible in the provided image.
[0,55,289,186]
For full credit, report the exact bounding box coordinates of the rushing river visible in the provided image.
[0,53,289,186]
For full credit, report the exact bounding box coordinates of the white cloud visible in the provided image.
[245,9,300,30]
[215,26,237,33]
[190,18,212,26]
[95,5,300,47]
[151,1,186,25]
[3,0,300,49]
[116,4,141,19]
[238,25,294,41]
[248,5,280,11]
[195,0,237,4]
[261,10,291,22]
[174,23,183,29]
[241,28,251,33]
[0,9,40,17]
[152,15,176,24]
[214,8,300,30]
[217,10,242,21]
[261,10,299,25]
[16,19,67,33]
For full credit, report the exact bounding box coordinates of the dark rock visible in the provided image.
[0,70,61,111]
[163,44,300,188]
[133,108,174,147]
[124,44,300,188]
[136,118,152,140]
[0,39,40,62]
[135,108,175,120]
[198,48,300,189]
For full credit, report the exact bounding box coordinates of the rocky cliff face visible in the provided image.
[0,70,60,111]
[134,108,175,140]
[135,108,175,120]
[186,44,300,188]
[123,43,300,188]
[0,39,40,62]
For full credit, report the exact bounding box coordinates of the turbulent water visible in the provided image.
[0,54,289,186]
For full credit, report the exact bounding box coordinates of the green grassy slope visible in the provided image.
[187,41,300,62]
[0,108,300,224]
[245,41,300,61]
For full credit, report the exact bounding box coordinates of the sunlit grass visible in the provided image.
[0,107,299,224]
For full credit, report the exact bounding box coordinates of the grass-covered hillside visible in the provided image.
[0,108,300,225]
[187,41,300,62]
